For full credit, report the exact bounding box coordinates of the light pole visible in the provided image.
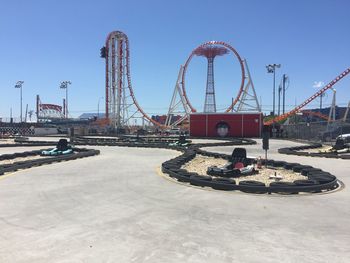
[266,64,281,116]
[14,81,24,122]
[282,74,289,115]
[97,97,104,119]
[60,81,71,118]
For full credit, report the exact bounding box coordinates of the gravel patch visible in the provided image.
[0,155,55,165]
[0,139,15,144]
[182,155,306,186]
[301,146,332,153]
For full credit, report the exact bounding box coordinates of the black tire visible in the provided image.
[266,160,275,166]
[212,178,236,184]
[308,173,336,184]
[239,180,267,194]
[14,152,27,158]
[190,175,212,187]
[269,181,298,194]
[283,163,300,170]
[293,165,312,173]
[270,181,296,187]
[293,179,318,186]
[0,154,13,160]
[239,180,265,186]
[211,178,236,191]
[273,161,286,168]
[176,172,191,183]
[301,168,322,176]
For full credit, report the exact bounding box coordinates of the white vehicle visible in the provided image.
[337,134,350,143]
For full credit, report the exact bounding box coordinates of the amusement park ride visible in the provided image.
[100,30,349,133]
[36,95,65,122]
[100,32,262,132]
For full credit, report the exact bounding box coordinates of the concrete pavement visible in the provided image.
[0,140,349,263]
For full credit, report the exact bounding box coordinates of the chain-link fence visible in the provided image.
[0,117,22,123]
[281,121,350,142]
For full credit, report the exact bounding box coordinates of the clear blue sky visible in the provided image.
[0,0,349,119]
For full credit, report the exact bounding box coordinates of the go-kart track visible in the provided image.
[0,138,350,263]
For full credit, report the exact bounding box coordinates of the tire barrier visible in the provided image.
[72,136,256,150]
[278,143,350,160]
[161,143,339,195]
[0,142,57,148]
[1,136,340,194]
[4,136,256,150]
[0,148,100,176]
[75,135,189,145]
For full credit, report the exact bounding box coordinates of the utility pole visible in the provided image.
[282,74,288,115]
[25,104,28,123]
[14,81,24,122]
[278,83,282,116]
[60,81,71,118]
[266,64,281,116]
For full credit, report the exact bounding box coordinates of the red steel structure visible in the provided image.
[301,110,329,121]
[193,46,229,113]
[182,41,246,113]
[103,31,163,128]
[264,67,350,125]
[103,33,247,128]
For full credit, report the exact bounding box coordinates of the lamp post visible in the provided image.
[14,81,24,122]
[60,81,71,118]
[97,97,104,119]
[266,64,281,116]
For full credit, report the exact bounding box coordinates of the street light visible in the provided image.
[266,64,281,116]
[60,81,71,118]
[14,81,24,122]
[97,97,104,119]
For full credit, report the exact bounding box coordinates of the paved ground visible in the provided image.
[0,139,349,263]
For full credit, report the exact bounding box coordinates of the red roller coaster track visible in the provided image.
[181,41,246,113]
[104,31,163,127]
[104,34,246,128]
[264,67,350,125]
[301,110,329,121]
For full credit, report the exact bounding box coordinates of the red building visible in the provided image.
[189,113,263,138]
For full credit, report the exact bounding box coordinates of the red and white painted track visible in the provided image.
[105,31,163,127]
[181,41,246,113]
[265,67,350,125]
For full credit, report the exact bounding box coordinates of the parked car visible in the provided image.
[319,125,350,141]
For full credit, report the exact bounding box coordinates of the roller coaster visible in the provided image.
[101,30,350,129]
[265,68,350,125]
[36,95,65,122]
[301,110,329,121]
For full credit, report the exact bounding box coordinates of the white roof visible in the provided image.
[337,133,350,138]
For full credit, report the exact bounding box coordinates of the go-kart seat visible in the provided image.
[57,139,69,151]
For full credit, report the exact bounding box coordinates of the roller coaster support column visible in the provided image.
[327,88,336,128]
[343,101,350,122]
